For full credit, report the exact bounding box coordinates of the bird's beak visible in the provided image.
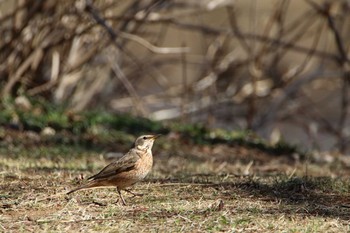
[152,134,162,139]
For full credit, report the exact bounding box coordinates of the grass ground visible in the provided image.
[0,102,349,232]
[1,130,350,233]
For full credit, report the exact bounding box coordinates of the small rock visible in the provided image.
[311,151,335,163]
[41,127,56,136]
[339,156,350,167]
[14,96,32,111]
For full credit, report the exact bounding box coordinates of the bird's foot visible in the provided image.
[117,189,127,205]
[124,189,144,197]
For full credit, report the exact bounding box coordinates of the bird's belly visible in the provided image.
[106,170,149,189]
[107,152,153,189]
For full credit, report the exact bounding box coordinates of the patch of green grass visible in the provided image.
[0,98,305,155]
[0,97,167,135]
[168,123,302,156]
[0,97,302,158]
[207,128,302,156]
[233,217,251,226]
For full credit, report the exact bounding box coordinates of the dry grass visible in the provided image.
[1,139,350,232]
[1,0,350,153]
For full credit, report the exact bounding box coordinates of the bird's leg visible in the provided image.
[124,189,144,197]
[117,188,126,205]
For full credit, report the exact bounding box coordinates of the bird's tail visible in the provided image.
[66,181,100,195]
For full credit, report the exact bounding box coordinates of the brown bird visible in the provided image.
[67,134,160,205]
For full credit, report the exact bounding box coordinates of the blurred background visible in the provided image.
[0,0,349,154]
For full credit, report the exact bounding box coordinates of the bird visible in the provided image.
[67,134,160,205]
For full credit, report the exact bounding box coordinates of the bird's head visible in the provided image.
[133,134,161,151]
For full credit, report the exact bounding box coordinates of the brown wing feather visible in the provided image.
[88,150,139,181]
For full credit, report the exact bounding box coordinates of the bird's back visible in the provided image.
[88,149,140,181]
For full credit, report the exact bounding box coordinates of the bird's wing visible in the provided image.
[87,150,140,180]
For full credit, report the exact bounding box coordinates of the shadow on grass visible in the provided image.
[148,175,350,221]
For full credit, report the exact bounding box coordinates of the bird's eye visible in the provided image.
[143,136,147,140]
